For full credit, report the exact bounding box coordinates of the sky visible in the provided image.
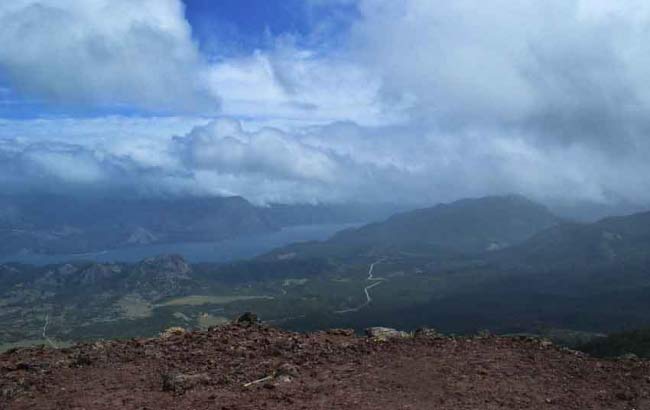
[0,0,649,207]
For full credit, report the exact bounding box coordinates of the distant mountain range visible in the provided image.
[0,195,401,256]
[3,194,650,347]
[0,195,275,255]
[266,194,650,275]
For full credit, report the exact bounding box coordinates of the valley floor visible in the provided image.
[2,323,649,409]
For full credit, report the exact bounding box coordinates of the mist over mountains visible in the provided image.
[0,189,646,265]
[0,194,403,256]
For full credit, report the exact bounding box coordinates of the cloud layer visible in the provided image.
[2,1,650,208]
[2,116,650,207]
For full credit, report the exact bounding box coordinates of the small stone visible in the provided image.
[162,372,210,394]
[276,363,300,378]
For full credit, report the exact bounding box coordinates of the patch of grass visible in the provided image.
[172,311,191,322]
[156,295,274,307]
[116,294,153,319]
[197,313,229,329]
[0,339,72,353]
[283,278,308,286]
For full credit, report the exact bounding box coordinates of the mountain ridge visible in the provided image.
[264,194,563,260]
[0,195,400,256]
[494,209,650,270]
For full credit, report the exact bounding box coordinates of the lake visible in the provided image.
[0,223,359,266]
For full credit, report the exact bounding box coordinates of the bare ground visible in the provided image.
[2,324,650,409]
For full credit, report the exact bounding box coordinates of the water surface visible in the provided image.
[0,223,359,265]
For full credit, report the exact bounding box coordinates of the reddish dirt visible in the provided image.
[2,324,650,410]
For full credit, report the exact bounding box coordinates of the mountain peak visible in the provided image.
[140,254,192,276]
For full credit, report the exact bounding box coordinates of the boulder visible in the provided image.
[618,353,639,361]
[236,312,259,326]
[160,327,186,339]
[539,340,554,348]
[365,327,410,341]
[414,327,443,339]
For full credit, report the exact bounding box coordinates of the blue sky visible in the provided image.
[184,0,358,57]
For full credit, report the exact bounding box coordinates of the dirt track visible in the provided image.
[2,324,649,409]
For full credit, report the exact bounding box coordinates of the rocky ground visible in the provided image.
[2,320,650,410]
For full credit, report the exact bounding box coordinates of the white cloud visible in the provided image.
[207,40,398,126]
[181,118,340,183]
[347,0,650,148]
[348,0,539,125]
[0,0,217,113]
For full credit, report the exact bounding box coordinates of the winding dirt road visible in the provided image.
[335,258,386,314]
[41,314,56,348]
